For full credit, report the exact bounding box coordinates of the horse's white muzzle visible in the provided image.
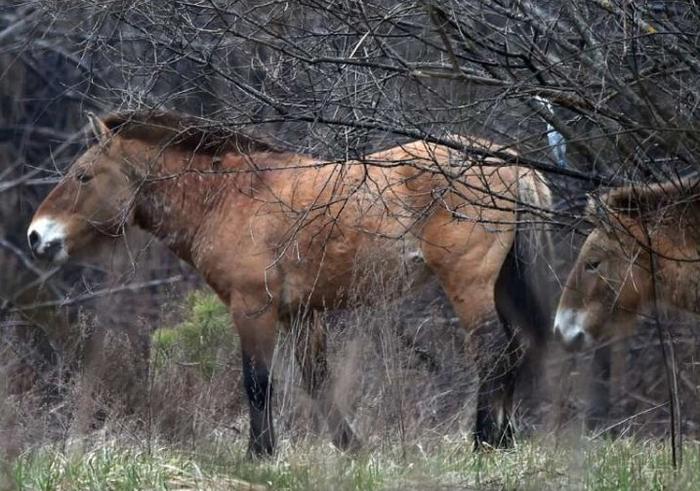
[553,308,592,352]
[27,216,69,263]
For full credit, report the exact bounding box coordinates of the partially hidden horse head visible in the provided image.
[554,177,700,351]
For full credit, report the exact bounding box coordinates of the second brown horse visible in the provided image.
[28,111,555,455]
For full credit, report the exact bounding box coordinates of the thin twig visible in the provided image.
[9,276,184,313]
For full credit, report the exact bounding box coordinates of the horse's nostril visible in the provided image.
[28,230,40,249]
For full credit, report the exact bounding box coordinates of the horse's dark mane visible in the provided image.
[589,175,700,218]
[101,110,280,155]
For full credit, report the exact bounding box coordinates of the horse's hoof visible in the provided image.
[333,428,362,453]
[247,441,275,459]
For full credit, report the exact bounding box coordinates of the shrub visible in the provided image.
[151,291,237,379]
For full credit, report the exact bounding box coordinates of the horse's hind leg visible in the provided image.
[422,225,518,449]
[293,311,360,451]
[431,272,519,449]
[472,317,523,449]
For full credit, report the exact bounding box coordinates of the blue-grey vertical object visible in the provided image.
[535,96,568,168]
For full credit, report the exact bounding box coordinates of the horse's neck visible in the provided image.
[133,170,226,263]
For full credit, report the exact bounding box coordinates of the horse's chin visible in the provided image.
[36,250,70,267]
[53,249,70,265]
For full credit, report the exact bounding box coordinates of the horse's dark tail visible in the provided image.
[498,168,557,346]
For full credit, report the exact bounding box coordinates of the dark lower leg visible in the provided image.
[474,381,515,449]
[126,327,150,412]
[473,325,521,449]
[323,400,360,451]
[234,301,280,458]
[243,352,275,457]
[295,316,360,451]
[586,345,612,432]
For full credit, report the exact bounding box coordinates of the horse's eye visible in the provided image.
[584,260,601,273]
[76,172,93,184]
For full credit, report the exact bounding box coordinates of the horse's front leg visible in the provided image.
[231,293,279,458]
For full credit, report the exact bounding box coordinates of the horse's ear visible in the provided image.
[585,194,614,234]
[87,112,111,144]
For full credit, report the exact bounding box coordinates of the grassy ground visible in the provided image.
[5,292,698,490]
[5,434,699,491]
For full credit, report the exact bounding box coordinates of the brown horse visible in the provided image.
[554,177,700,351]
[28,111,554,455]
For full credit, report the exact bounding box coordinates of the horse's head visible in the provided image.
[27,115,139,263]
[553,202,651,351]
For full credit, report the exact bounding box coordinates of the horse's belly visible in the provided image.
[279,235,433,311]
